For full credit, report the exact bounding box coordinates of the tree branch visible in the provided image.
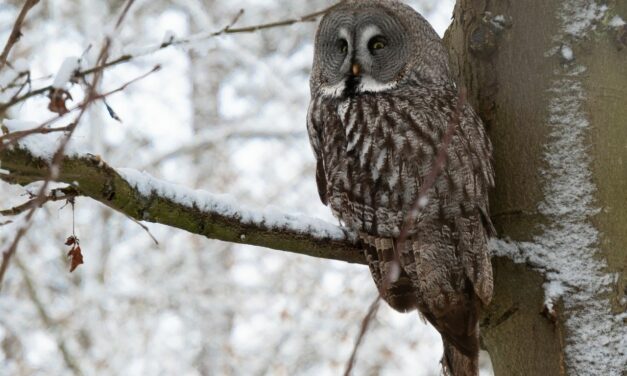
[0,1,345,113]
[14,255,83,374]
[0,0,40,71]
[0,146,363,264]
[0,186,78,216]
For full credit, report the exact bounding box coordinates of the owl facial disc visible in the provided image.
[314,8,409,99]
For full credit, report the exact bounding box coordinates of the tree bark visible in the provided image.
[445,0,626,374]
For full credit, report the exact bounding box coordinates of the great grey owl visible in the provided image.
[306,1,494,375]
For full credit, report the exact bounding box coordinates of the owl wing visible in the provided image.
[449,104,495,306]
[406,227,481,356]
[306,98,329,206]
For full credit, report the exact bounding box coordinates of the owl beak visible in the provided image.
[351,63,361,77]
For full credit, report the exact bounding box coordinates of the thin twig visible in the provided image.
[220,9,245,33]
[396,88,467,249]
[8,70,32,102]
[0,187,79,216]
[14,255,83,374]
[0,1,345,112]
[146,128,304,168]
[344,296,381,376]
[0,0,344,288]
[0,65,159,149]
[0,0,40,71]
[0,203,40,290]
[94,64,160,99]
[0,70,30,93]
[0,123,73,145]
[127,216,159,246]
[0,0,136,290]
[0,84,48,112]
[114,0,135,30]
[346,88,468,372]
[163,2,345,49]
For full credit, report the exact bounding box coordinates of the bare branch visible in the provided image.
[114,0,136,30]
[14,255,83,374]
[346,88,468,372]
[127,216,159,246]
[0,187,79,216]
[0,1,344,112]
[218,8,245,34]
[190,1,343,36]
[0,0,40,71]
[146,127,305,167]
[0,65,159,150]
[0,0,138,288]
[0,123,73,146]
[0,216,32,287]
[343,296,381,376]
[396,88,467,248]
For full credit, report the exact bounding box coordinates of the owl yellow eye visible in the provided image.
[368,36,387,52]
[336,39,348,54]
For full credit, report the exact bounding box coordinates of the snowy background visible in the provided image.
[0,0,493,374]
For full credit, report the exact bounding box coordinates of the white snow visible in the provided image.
[418,196,429,208]
[2,119,82,161]
[560,45,574,61]
[489,14,509,31]
[492,15,506,24]
[609,15,626,27]
[116,167,352,242]
[557,2,607,37]
[52,57,80,89]
[492,1,626,374]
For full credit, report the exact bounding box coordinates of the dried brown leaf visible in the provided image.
[48,88,73,115]
[68,245,83,272]
[64,235,76,246]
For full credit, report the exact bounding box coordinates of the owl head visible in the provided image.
[310,0,451,98]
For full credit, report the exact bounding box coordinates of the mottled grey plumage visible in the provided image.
[306,1,494,375]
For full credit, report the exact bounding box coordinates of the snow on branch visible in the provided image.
[0,145,363,265]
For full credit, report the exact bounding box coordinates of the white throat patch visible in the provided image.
[319,77,397,98]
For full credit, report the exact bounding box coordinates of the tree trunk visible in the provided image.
[445,0,626,374]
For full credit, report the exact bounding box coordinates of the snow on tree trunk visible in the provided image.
[445,0,626,374]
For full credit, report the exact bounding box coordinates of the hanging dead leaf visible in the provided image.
[65,235,77,246]
[48,88,73,115]
[64,235,84,272]
[68,245,84,272]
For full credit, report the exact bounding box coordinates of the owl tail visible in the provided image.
[442,340,479,376]
[360,234,416,312]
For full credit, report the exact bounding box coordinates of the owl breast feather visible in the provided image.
[315,91,437,237]
[309,81,492,238]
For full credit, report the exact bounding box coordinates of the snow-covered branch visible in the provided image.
[0,145,363,265]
